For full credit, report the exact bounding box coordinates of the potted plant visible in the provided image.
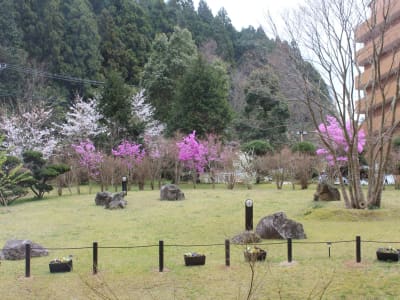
[184,252,206,266]
[244,246,267,262]
[49,255,73,273]
[376,246,400,262]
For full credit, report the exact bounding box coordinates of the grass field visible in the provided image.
[1,183,400,299]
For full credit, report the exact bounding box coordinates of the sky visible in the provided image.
[192,0,304,31]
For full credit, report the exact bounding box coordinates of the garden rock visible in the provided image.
[313,182,340,201]
[160,184,185,200]
[231,231,262,244]
[255,212,307,239]
[95,191,113,206]
[95,191,127,209]
[0,239,49,260]
[106,192,127,209]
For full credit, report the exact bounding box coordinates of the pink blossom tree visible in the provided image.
[177,131,222,188]
[72,139,104,193]
[201,134,223,189]
[316,115,366,208]
[112,141,146,190]
[177,131,208,188]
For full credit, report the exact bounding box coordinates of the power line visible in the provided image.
[0,62,105,86]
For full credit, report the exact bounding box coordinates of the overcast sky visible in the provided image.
[192,0,304,31]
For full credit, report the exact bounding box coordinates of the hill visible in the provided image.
[0,0,331,144]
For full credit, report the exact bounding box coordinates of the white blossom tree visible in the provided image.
[56,95,107,143]
[0,106,58,159]
[131,89,164,137]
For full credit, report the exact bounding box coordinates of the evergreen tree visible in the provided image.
[98,0,151,85]
[195,0,214,44]
[137,0,175,36]
[212,8,235,62]
[239,66,290,145]
[170,56,233,136]
[22,150,70,199]
[0,0,26,105]
[98,71,141,143]
[141,26,197,124]
[60,0,102,88]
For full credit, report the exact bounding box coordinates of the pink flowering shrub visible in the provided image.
[317,116,366,165]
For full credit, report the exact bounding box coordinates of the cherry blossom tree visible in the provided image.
[144,135,165,190]
[72,139,104,193]
[177,131,208,188]
[57,95,107,142]
[112,140,146,190]
[201,134,223,189]
[0,107,58,159]
[131,89,164,138]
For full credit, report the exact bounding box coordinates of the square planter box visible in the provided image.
[244,248,267,262]
[184,255,206,266]
[376,248,400,262]
[49,260,73,273]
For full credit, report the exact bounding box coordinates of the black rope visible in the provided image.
[363,240,400,244]
[6,239,398,252]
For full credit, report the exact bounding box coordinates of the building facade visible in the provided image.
[355,0,400,134]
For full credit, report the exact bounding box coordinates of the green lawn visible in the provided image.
[1,183,400,299]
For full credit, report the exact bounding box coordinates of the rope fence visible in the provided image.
[4,235,399,277]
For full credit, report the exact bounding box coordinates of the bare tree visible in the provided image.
[275,0,400,208]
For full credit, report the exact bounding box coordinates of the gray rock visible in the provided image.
[314,182,340,201]
[1,239,49,260]
[160,184,185,200]
[231,231,262,244]
[106,192,127,209]
[95,191,113,206]
[95,191,127,209]
[255,212,307,239]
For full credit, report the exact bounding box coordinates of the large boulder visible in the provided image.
[255,212,307,239]
[0,239,49,260]
[160,184,185,201]
[106,192,127,209]
[314,182,340,201]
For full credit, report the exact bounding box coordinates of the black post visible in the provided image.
[122,176,127,195]
[245,199,253,231]
[225,239,230,267]
[287,238,292,263]
[93,242,98,274]
[159,240,164,272]
[356,235,361,263]
[327,242,331,258]
[25,243,31,278]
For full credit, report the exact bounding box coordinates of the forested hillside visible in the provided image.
[0,0,331,146]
